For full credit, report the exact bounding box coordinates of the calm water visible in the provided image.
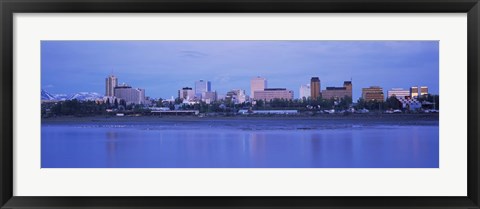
[41,119,439,168]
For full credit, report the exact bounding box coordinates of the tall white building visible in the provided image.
[105,75,118,97]
[299,84,311,99]
[195,80,211,98]
[387,88,410,99]
[114,84,145,105]
[250,76,267,99]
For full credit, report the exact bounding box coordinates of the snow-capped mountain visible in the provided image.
[68,92,103,101]
[41,89,103,101]
[53,94,69,101]
[41,89,56,100]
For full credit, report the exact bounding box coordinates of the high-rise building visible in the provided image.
[420,86,428,96]
[114,84,145,105]
[195,80,211,98]
[387,88,410,99]
[178,87,195,101]
[105,75,118,97]
[321,81,353,100]
[362,86,384,101]
[310,77,321,100]
[410,86,419,98]
[299,84,311,99]
[250,76,267,98]
[254,88,294,101]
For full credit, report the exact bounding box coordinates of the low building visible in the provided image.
[321,81,352,100]
[238,109,298,115]
[362,86,384,101]
[396,97,422,110]
[253,88,294,101]
[387,88,410,99]
[114,84,145,105]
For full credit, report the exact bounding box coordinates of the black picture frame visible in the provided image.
[1,0,479,208]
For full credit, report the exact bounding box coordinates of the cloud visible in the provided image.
[180,50,208,58]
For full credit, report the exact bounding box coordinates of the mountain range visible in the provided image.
[41,89,103,101]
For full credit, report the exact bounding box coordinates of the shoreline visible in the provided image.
[41,114,439,125]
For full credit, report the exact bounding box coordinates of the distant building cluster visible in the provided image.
[177,76,295,104]
[178,80,218,104]
[105,75,145,105]
[103,74,432,110]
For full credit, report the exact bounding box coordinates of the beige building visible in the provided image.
[310,77,321,100]
[178,87,195,101]
[250,76,267,99]
[420,86,428,96]
[254,88,294,101]
[321,81,352,100]
[362,86,384,101]
[114,84,145,105]
[105,75,118,97]
[410,86,419,98]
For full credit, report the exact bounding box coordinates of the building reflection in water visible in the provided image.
[249,132,267,167]
[310,131,354,167]
[106,131,118,168]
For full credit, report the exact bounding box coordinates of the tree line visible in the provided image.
[41,94,439,117]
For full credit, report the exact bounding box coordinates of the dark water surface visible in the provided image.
[41,118,439,168]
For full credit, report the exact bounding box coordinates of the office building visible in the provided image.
[387,88,410,99]
[299,84,311,99]
[195,80,211,98]
[254,88,294,101]
[362,86,384,101]
[310,77,321,100]
[250,76,267,98]
[114,84,145,105]
[420,86,428,96]
[410,86,419,98]
[321,81,353,100]
[178,87,195,101]
[105,75,118,97]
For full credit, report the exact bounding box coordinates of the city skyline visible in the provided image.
[41,40,439,100]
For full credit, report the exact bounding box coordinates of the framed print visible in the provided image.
[1,0,479,208]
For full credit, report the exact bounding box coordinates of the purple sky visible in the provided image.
[41,41,439,100]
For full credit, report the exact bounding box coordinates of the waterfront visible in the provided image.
[41,116,439,168]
